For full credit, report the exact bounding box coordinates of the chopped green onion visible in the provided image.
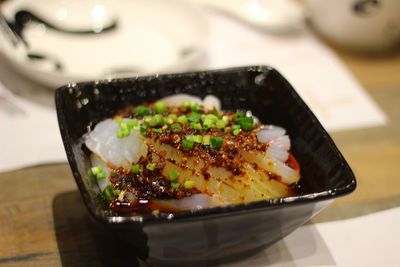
[115,117,133,138]
[212,106,219,115]
[232,124,241,130]
[91,166,104,176]
[154,101,167,114]
[143,116,153,123]
[171,182,180,189]
[168,170,179,181]
[202,135,211,145]
[165,117,174,124]
[139,124,147,134]
[146,163,156,171]
[215,120,226,129]
[120,120,128,130]
[182,100,191,108]
[127,118,139,128]
[184,180,195,189]
[181,100,201,111]
[117,190,125,202]
[152,128,162,133]
[204,114,218,122]
[188,112,201,123]
[148,114,164,127]
[202,118,214,130]
[96,171,106,180]
[210,137,224,149]
[192,135,203,143]
[182,139,194,149]
[222,115,229,123]
[135,105,150,116]
[113,189,121,195]
[191,103,201,112]
[117,127,130,138]
[235,116,254,131]
[102,185,115,201]
[177,115,188,124]
[235,111,245,119]
[131,164,141,173]
[165,114,177,124]
[233,128,241,136]
[167,113,177,121]
[117,130,124,138]
[170,123,182,133]
[90,165,107,180]
[190,122,202,130]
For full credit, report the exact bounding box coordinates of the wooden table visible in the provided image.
[1,43,399,266]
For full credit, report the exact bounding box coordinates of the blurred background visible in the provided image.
[0,0,399,266]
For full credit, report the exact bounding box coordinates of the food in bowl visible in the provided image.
[84,94,301,215]
[56,66,356,266]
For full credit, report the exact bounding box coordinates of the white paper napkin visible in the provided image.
[203,13,387,131]
[221,206,400,267]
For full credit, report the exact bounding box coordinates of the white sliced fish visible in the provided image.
[85,118,147,168]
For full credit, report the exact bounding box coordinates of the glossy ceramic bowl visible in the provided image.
[55,66,356,267]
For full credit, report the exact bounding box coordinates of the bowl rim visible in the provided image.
[55,65,356,225]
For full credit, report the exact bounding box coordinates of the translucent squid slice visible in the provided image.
[84,118,147,168]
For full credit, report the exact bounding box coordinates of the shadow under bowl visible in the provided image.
[55,66,356,267]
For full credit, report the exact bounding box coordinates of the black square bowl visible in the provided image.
[55,66,356,267]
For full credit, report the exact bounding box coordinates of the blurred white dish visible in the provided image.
[306,0,400,53]
[0,0,208,88]
[191,0,305,33]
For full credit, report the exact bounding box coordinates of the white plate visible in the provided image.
[0,0,208,88]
